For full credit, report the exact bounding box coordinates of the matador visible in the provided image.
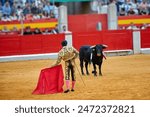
[51,40,79,93]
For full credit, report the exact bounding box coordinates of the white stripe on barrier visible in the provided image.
[105,49,133,56]
[105,49,132,53]
[0,49,134,62]
[141,48,150,54]
[0,53,58,62]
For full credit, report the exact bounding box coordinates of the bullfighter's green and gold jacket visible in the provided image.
[52,46,79,67]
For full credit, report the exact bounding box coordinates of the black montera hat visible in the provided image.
[61,40,67,46]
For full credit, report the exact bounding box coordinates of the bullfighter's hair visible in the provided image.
[61,40,67,47]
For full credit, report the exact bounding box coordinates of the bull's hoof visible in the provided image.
[86,72,90,75]
[99,74,102,76]
[82,72,85,75]
[94,74,97,77]
[92,71,97,76]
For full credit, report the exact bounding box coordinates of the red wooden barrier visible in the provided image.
[0,35,21,56]
[42,34,65,53]
[68,14,107,32]
[1,30,150,57]
[20,35,43,54]
[72,31,103,50]
[0,34,65,56]
[141,30,150,48]
[72,30,133,51]
[102,30,133,50]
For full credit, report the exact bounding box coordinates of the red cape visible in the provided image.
[32,65,64,95]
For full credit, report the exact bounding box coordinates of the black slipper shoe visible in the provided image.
[64,89,70,93]
[71,89,74,92]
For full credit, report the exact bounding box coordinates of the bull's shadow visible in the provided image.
[79,44,107,76]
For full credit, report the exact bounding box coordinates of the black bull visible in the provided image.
[79,44,107,76]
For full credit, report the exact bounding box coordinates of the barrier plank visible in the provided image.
[72,31,103,50]
[0,35,21,56]
[141,30,150,48]
[0,30,149,57]
[42,34,64,53]
[102,30,133,50]
[20,35,43,54]
[72,30,133,51]
[0,34,65,56]
[68,14,107,32]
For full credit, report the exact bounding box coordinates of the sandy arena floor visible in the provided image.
[0,54,150,100]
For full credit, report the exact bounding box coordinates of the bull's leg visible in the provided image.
[85,62,89,75]
[92,64,97,76]
[99,62,102,76]
[80,59,84,75]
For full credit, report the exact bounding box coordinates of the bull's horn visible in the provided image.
[102,44,108,48]
[90,45,96,48]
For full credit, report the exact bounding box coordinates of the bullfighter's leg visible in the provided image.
[85,61,89,75]
[64,62,70,93]
[70,64,76,92]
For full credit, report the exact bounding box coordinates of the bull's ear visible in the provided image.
[102,44,108,49]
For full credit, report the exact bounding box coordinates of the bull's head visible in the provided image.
[90,44,108,57]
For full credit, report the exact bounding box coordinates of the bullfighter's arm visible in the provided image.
[51,54,62,67]
[73,47,79,59]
